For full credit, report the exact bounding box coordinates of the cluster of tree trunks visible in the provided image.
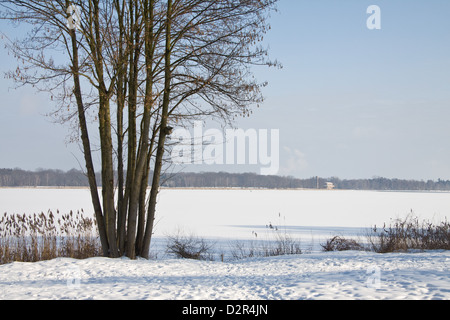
[0,0,278,259]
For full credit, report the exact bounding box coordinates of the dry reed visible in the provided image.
[0,209,102,265]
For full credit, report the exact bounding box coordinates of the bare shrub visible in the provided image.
[270,232,302,256]
[165,230,215,261]
[230,240,256,260]
[321,236,364,252]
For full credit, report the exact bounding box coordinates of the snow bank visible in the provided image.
[1,250,448,300]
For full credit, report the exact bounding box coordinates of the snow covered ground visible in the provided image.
[0,188,449,300]
[0,251,449,300]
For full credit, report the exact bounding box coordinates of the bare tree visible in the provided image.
[0,0,278,259]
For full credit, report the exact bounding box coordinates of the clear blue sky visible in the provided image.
[1,0,450,180]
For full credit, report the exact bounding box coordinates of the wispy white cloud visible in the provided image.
[279,147,308,176]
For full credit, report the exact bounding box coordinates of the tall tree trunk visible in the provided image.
[92,0,119,258]
[136,0,155,257]
[127,0,156,259]
[125,0,142,259]
[115,0,128,256]
[141,0,173,259]
[67,9,109,257]
[116,67,126,255]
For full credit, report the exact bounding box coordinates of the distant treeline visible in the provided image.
[1,168,450,191]
[0,168,96,187]
[161,172,450,191]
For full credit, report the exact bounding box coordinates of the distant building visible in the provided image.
[325,182,335,190]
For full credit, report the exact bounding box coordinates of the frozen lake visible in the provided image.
[1,187,449,254]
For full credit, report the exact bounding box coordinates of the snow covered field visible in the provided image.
[1,251,449,300]
[0,188,449,300]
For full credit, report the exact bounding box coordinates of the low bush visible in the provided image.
[165,230,215,261]
[321,236,364,252]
